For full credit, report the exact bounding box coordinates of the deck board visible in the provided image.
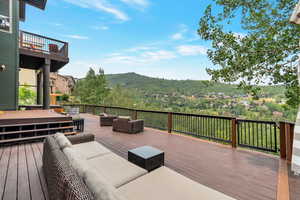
[31,143,49,200]
[18,144,31,200]
[2,145,18,200]
[289,164,300,200]
[25,143,45,200]
[0,146,11,198]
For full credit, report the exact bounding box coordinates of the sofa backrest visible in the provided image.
[43,136,94,200]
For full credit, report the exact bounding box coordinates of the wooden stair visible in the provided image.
[0,120,77,144]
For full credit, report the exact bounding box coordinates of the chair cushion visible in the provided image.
[54,133,72,149]
[116,167,236,200]
[84,168,127,200]
[71,141,111,160]
[63,147,89,178]
[118,116,130,121]
[87,153,147,188]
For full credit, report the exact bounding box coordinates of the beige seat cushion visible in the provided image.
[54,133,72,149]
[63,147,89,178]
[71,141,111,160]
[87,153,147,188]
[84,168,127,200]
[117,167,236,200]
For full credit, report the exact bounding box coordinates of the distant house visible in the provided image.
[272,111,283,118]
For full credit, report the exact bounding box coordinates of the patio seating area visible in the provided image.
[0,113,299,200]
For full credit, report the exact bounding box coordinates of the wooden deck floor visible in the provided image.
[288,164,300,200]
[83,114,279,200]
[0,142,48,200]
[0,113,298,200]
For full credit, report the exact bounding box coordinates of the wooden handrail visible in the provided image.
[20,30,68,44]
[19,30,69,58]
[63,104,296,157]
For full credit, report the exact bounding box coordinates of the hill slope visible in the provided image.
[105,72,284,97]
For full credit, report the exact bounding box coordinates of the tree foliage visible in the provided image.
[19,85,36,105]
[103,84,140,108]
[198,0,300,107]
[73,68,109,104]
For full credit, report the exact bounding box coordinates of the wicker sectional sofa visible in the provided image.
[43,133,236,200]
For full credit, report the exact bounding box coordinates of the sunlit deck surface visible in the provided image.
[0,110,70,125]
[1,113,300,200]
[289,165,300,200]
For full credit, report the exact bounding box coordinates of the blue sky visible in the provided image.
[21,0,245,80]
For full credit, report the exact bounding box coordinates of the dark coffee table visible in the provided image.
[128,146,164,172]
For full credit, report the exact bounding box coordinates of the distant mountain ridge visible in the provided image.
[105,72,284,97]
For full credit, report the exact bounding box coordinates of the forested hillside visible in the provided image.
[104,73,297,121]
[106,72,284,98]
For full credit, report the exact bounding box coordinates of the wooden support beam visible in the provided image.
[286,123,295,163]
[168,112,173,133]
[36,71,43,105]
[280,122,287,159]
[231,118,237,148]
[42,59,50,110]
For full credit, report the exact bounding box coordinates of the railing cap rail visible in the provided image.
[20,30,68,45]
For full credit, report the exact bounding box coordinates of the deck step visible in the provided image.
[64,131,79,136]
[0,120,74,128]
[0,126,75,136]
[0,132,78,144]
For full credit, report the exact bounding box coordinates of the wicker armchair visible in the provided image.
[99,113,117,126]
[112,117,144,134]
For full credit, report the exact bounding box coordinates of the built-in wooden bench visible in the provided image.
[0,120,75,144]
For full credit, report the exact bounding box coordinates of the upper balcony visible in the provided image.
[19,30,69,72]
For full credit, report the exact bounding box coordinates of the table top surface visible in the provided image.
[128,146,164,159]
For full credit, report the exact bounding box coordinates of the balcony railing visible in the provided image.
[19,30,68,58]
[63,104,295,157]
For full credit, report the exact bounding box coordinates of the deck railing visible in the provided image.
[63,104,295,157]
[19,30,68,58]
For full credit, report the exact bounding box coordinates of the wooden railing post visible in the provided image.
[133,110,138,120]
[279,122,287,159]
[92,105,96,115]
[103,106,107,114]
[83,104,86,113]
[168,112,173,133]
[286,123,295,163]
[231,118,237,148]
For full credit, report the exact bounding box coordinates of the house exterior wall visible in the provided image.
[0,0,19,110]
[50,73,75,95]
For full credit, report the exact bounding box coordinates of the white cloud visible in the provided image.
[93,25,110,30]
[125,45,155,52]
[171,33,184,40]
[142,50,176,61]
[171,24,188,40]
[65,35,89,40]
[176,45,207,56]
[120,0,149,8]
[52,23,63,26]
[103,50,176,65]
[63,0,129,21]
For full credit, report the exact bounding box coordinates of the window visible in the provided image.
[0,0,12,33]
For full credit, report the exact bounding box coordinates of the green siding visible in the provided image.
[0,0,19,110]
